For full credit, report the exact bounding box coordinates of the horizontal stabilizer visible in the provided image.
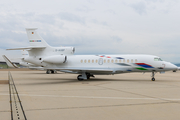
[6,46,46,50]
[2,55,19,68]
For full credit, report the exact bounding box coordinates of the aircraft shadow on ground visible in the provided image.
[20,78,156,86]
[25,72,65,74]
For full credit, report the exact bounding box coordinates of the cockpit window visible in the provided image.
[158,58,163,61]
[154,58,159,61]
[154,58,163,61]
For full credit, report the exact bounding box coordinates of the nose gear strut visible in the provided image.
[151,72,156,81]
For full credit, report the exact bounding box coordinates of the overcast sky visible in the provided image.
[0,0,180,63]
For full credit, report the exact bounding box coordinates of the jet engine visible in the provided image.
[43,55,67,64]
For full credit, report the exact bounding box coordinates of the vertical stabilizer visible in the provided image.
[26,28,50,47]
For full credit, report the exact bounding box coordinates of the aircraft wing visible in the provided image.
[6,46,46,50]
[2,55,19,68]
[45,67,125,74]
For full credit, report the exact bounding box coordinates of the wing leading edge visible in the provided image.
[44,67,125,74]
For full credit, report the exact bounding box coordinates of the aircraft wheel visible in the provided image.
[51,70,54,74]
[54,70,57,74]
[46,70,51,74]
[87,75,90,79]
[77,75,84,81]
[152,78,155,81]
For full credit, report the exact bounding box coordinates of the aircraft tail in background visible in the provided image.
[2,55,19,68]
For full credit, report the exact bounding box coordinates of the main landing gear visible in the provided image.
[77,73,94,81]
[151,72,155,81]
[46,70,57,74]
[77,75,84,81]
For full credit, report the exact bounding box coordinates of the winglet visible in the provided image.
[2,55,19,68]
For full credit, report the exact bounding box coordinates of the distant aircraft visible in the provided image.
[6,28,179,81]
[2,55,19,68]
[3,50,56,74]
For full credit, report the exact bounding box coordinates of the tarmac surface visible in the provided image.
[0,69,180,120]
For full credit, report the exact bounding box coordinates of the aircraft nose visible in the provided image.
[165,62,178,71]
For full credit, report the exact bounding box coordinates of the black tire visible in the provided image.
[87,75,90,79]
[51,70,54,74]
[152,78,155,81]
[77,75,84,81]
[46,70,50,74]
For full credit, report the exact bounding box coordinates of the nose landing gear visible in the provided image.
[151,72,156,81]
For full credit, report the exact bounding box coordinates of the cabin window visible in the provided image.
[81,60,83,63]
[111,59,114,63]
[84,60,87,63]
[104,59,106,63]
[135,59,137,63]
[119,59,121,63]
[115,60,117,63]
[123,59,125,63]
[108,59,110,63]
[131,59,133,63]
[96,59,98,63]
[127,59,129,63]
[88,60,90,63]
[92,60,94,63]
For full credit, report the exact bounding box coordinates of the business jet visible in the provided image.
[7,28,179,81]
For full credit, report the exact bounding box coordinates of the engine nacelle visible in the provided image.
[43,55,67,64]
[24,57,42,66]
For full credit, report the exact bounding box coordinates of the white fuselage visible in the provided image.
[26,54,177,75]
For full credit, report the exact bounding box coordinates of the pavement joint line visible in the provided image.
[12,89,107,92]
[0,110,11,112]
[1,93,180,101]
[94,85,176,102]
[150,82,180,88]
[135,80,180,88]
[25,101,179,111]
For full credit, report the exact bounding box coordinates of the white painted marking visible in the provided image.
[1,93,180,101]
